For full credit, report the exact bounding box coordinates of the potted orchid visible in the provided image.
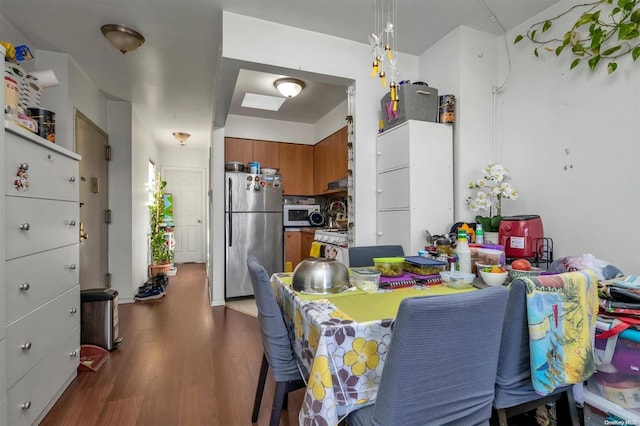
[466,163,518,233]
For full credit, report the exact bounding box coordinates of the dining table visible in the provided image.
[270,272,482,426]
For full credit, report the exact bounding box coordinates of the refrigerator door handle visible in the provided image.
[228,177,233,247]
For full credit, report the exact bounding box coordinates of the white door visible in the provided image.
[162,168,205,263]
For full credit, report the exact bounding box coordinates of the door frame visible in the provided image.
[160,166,207,263]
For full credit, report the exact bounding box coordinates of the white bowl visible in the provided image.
[262,168,278,175]
[479,269,508,286]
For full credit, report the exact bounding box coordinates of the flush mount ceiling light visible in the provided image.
[274,78,305,98]
[101,24,145,54]
[173,132,191,146]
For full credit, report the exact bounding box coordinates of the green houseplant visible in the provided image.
[514,0,640,74]
[149,173,173,275]
[466,163,518,233]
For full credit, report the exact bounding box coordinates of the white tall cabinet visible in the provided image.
[376,120,453,255]
[2,91,81,424]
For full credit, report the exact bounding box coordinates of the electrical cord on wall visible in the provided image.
[479,0,512,162]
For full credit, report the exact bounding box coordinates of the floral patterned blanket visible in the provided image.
[524,270,599,394]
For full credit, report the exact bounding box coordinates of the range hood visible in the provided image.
[328,176,348,190]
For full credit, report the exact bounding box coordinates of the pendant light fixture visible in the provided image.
[101,24,145,54]
[274,78,305,98]
[173,132,191,146]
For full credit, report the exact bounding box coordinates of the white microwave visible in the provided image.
[283,204,321,227]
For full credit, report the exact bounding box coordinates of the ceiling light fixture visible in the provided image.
[101,24,145,54]
[274,78,305,98]
[173,132,191,146]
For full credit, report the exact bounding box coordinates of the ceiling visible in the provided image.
[0,0,559,150]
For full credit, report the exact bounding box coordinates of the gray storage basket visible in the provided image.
[380,83,439,131]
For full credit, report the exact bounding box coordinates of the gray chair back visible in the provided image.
[246,255,301,382]
[347,286,508,426]
[493,275,584,425]
[348,245,405,267]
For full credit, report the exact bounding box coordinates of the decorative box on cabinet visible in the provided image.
[3,121,81,425]
[376,120,453,255]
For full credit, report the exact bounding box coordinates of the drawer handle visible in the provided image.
[69,307,77,314]
[67,220,77,226]
[21,342,32,350]
[68,176,76,182]
[19,282,30,291]
[19,223,30,231]
[19,163,29,171]
[68,264,77,270]
[377,189,382,193]
[21,401,31,410]
[70,350,78,357]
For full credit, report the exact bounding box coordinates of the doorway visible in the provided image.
[161,167,205,263]
[76,110,110,289]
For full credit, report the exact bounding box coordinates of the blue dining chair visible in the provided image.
[493,275,583,425]
[346,286,508,426]
[348,245,405,267]
[246,256,306,426]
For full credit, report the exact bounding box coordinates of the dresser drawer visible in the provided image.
[5,197,78,260]
[7,327,79,426]
[6,286,79,388]
[6,245,79,324]
[5,131,79,202]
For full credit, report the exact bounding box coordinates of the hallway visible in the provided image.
[40,263,303,425]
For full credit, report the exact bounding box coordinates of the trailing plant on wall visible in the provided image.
[514,0,640,74]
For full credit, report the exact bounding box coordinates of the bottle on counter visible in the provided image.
[456,230,472,274]
[475,224,484,245]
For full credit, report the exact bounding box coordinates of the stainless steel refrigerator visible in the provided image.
[225,172,283,299]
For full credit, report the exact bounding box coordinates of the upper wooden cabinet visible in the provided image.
[224,126,347,196]
[225,138,254,165]
[279,143,314,195]
[225,138,280,169]
[313,127,348,194]
[254,140,280,169]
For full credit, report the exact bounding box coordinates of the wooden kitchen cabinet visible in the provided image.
[253,140,279,169]
[224,138,254,165]
[279,143,314,195]
[284,231,302,269]
[224,138,280,169]
[313,126,348,194]
[300,229,316,261]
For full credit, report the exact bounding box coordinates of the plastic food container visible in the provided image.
[477,248,504,266]
[403,256,447,276]
[439,271,475,289]
[373,257,405,277]
[351,267,381,292]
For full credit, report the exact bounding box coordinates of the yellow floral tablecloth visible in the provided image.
[271,273,476,426]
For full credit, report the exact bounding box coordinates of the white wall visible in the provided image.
[211,12,419,304]
[224,99,348,145]
[497,0,640,272]
[224,114,314,144]
[416,1,639,273]
[419,27,499,229]
[158,146,209,169]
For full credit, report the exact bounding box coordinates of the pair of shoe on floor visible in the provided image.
[135,273,169,301]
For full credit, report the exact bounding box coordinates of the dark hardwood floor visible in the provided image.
[40,263,303,426]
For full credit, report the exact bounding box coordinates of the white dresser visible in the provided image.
[376,120,453,254]
[3,121,81,426]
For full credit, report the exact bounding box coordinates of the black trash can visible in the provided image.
[80,288,122,351]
